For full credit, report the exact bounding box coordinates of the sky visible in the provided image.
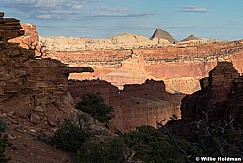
[1,0,243,41]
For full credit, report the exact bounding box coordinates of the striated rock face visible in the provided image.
[21,24,241,94]
[68,79,184,132]
[0,12,93,129]
[43,39,243,94]
[40,33,164,52]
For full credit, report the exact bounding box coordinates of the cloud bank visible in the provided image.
[180,6,208,13]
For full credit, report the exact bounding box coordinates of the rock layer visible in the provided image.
[42,39,243,94]
[16,24,243,94]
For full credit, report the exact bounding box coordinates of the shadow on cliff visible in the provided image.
[68,79,185,132]
[166,61,243,137]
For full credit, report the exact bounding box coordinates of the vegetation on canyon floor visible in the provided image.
[76,93,114,123]
[50,93,243,163]
[51,119,197,163]
[51,93,197,162]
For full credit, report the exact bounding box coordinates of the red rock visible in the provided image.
[0,12,93,128]
[41,38,243,94]
[68,79,184,132]
[9,24,39,50]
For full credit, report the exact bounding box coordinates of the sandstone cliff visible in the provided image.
[9,24,39,49]
[40,33,169,52]
[16,25,243,94]
[0,12,94,130]
[43,38,243,94]
[68,79,184,132]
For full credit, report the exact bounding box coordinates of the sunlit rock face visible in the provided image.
[16,23,243,94]
[40,35,243,94]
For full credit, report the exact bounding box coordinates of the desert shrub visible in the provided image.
[0,120,10,163]
[76,125,196,163]
[51,119,91,152]
[76,93,114,123]
[76,139,103,163]
[0,133,10,163]
[0,119,6,132]
[125,125,196,163]
[76,137,127,163]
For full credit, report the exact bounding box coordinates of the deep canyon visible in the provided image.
[10,23,243,131]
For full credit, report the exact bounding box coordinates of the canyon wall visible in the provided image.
[15,25,243,94]
[68,79,184,132]
[40,33,243,94]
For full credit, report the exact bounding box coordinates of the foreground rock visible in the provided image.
[167,61,243,136]
[181,62,240,121]
[0,12,118,162]
[0,13,93,128]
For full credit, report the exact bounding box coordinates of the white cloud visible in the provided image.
[37,14,53,19]
[0,0,92,19]
[0,0,90,10]
[180,6,208,13]
[72,4,84,9]
[95,6,128,12]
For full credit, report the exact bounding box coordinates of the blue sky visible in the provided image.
[1,0,243,41]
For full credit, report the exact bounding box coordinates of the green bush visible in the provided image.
[76,137,127,163]
[125,125,196,163]
[0,120,10,162]
[0,120,6,132]
[51,119,90,152]
[76,93,114,123]
[75,125,196,163]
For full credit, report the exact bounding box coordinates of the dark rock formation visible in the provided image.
[181,62,239,122]
[68,79,184,132]
[0,14,24,44]
[167,61,243,136]
[150,28,178,43]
